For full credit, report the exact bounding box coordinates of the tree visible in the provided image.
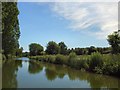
[88,46,96,55]
[74,48,88,55]
[22,52,29,57]
[29,43,43,56]
[58,42,67,55]
[2,2,20,58]
[66,48,71,55]
[16,47,23,57]
[46,41,60,55]
[107,31,120,54]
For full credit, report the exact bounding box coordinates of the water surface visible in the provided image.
[2,57,120,88]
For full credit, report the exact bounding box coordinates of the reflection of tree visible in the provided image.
[2,60,22,88]
[87,74,119,89]
[55,65,66,79]
[67,67,119,88]
[45,68,57,81]
[88,75,103,88]
[57,73,65,79]
[44,62,119,88]
[67,69,77,80]
[44,63,66,80]
[28,61,43,74]
[3,59,118,88]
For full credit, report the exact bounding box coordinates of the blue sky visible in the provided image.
[17,2,117,52]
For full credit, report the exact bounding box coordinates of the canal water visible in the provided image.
[2,57,119,88]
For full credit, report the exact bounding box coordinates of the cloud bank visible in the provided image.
[51,2,118,39]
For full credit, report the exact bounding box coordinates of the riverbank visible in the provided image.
[29,52,120,77]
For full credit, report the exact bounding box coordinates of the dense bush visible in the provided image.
[78,59,89,70]
[89,52,103,71]
[47,55,56,63]
[30,56,47,61]
[68,52,77,67]
[102,54,120,76]
[54,54,67,65]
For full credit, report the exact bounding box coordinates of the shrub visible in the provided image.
[102,54,120,76]
[30,56,48,62]
[48,55,55,63]
[68,52,77,67]
[69,52,77,58]
[80,60,89,70]
[43,55,49,62]
[94,67,103,74]
[54,54,68,65]
[89,52,103,71]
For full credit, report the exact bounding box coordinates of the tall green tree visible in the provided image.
[46,41,60,55]
[107,30,120,54]
[58,42,67,55]
[2,2,20,58]
[29,43,43,56]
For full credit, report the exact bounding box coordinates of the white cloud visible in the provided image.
[51,2,118,39]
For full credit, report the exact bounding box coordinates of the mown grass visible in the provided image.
[29,52,120,77]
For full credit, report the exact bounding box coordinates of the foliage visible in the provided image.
[28,31,120,77]
[30,53,120,77]
[68,52,77,67]
[69,52,77,59]
[89,52,103,71]
[77,59,89,70]
[58,42,67,55]
[2,2,20,58]
[47,55,56,63]
[28,41,111,56]
[102,54,120,76]
[29,43,43,56]
[74,48,87,55]
[71,47,110,55]
[88,46,97,55]
[46,41,60,55]
[22,52,29,57]
[16,47,23,57]
[54,54,68,65]
[107,31,120,54]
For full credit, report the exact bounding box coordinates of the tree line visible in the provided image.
[29,42,110,56]
[28,30,120,56]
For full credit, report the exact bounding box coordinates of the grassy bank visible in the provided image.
[29,52,120,77]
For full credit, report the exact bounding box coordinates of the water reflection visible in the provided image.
[28,61,43,74]
[2,59,119,88]
[36,61,119,88]
[2,60,22,88]
[16,57,29,61]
